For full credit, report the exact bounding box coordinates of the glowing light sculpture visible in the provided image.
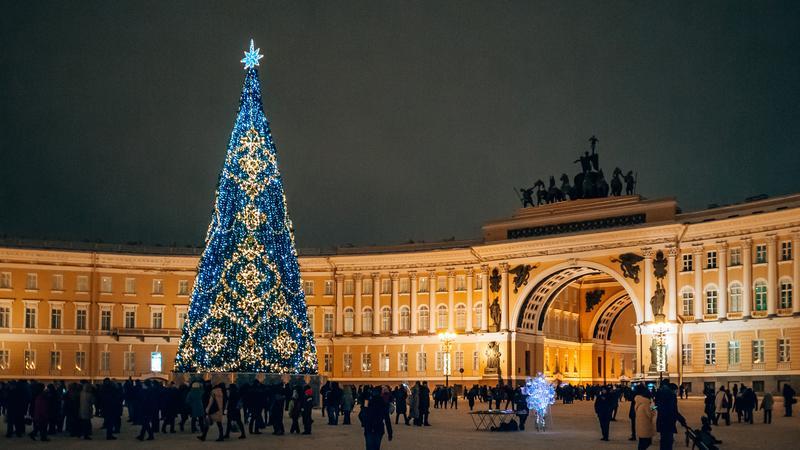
[175,39,317,374]
[522,373,556,431]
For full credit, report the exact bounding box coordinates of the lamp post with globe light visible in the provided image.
[438,332,456,387]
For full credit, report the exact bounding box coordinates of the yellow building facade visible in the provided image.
[1,194,799,393]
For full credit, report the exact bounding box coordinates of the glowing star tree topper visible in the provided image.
[175,39,317,374]
[522,373,556,431]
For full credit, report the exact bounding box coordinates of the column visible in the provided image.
[767,235,778,316]
[447,269,455,332]
[465,267,474,333]
[372,273,381,333]
[335,274,344,335]
[642,247,654,322]
[793,232,800,315]
[500,263,509,331]
[390,272,399,335]
[354,273,363,335]
[667,246,678,321]
[481,265,489,331]
[428,269,436,334]
[717,242,728,319]
[410,272,419,334]
[693,246,703,321]
[742,238,752,318]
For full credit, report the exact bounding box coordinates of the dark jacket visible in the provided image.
[360,395,393,438]
[654,386,685,434]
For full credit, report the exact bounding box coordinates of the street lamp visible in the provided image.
[652,321,669,382]
[438,332,456,387]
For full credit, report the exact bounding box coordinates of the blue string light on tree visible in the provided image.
[522,373,555,431]
[175,39,317,374]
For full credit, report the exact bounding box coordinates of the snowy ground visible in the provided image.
[8,398,800,449]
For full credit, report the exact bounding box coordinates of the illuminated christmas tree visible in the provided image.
[175,40,317,374]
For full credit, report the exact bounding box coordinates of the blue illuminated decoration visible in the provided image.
[241,39,263,69]
[175,39,317,374]
[522,373,555,431]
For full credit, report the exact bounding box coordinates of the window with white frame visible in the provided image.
[75,307,87,330]
[418,305,430,331]
[455,304,466,328]
[323,354,333,372]
[125,278,136,294]
[755,244,767,264]
[681,344,692,366]
[324,311,334,333]
[176,307,188,329]
[681,288,694,316]
[705,288,718,315]
[0,272,11,288]
[24,305,37,329]
[307,309,314,332]
[399,278,410,293]
[398,352,408,372]
[361,353,372,372]
[100,276,112,293]
[76,275,89,292]
[456,275,466,291]
[0,349,9,370]
[728,341,740,364]
[380,307,391,333]
[26,273,38,290]
[75,351,86,372]
[418,277,429,292]
[362,279,372,295]
[781,241,792,261]
[100,351,111,372]
[705,342,716,365]
[362,308,373,333]
[780,280,793,309]
[437,276,447,292]
[475,275,483,290]
[49,350,61,371]
[779,339,791,362]
[729,282,743,313]
[152,279,164,295]
[343,307,354,333]
[51,274,64,291]
[707,251,717,269]
[473,351,480,371]
[324,280,334,296]
[380,353,390,372]
[474,303,482,327]
[151,309,163,329]
[380,279,391,294]
[303,280,315,296]
[399,306,410,331]
[124,309,136,329]
[0,305,9,328]
[123,351,135,372]
[754,281,768,311]
[178,280,190,295]
[24,349,36,370]
[50,305,62,329]
[729,247,741,266]
[343,353,352,372]
[435,351,445,371]
[417,352,427,371]
[343,279,354,295]
[682,254,693,271]
[100,308,112,331]
[455,351,464,371]
[437,304,448,329]
[752,339,765,363]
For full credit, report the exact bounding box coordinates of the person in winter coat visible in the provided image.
[269,383,285,436]
[29,384,50,441]
[513,387,529,430]
[301,386,314,434]
[714,386,730,426]
[760,391,774,424]
[594,386,613,441]
[78,383,94,440]
[410,382,420,426]
[288,388,302,434]
[393,385,408,425]
[341,385,355,425]
[360,387,393,450]
[200,382,225,441]
[654,379,686,450]
[225,383,245,439]
[101,379,122,440]
[634,385,656,450]
[418,382,431,426]
[782,383,795,417]
[136,380,158,441]
[628,387,637,441]
[185,381,205,435]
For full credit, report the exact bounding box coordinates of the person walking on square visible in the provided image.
[185,381,205,436]
[634,384,655,450]
[301,385,314,435]
[199,381,225,442]
[594,386,612,441]
[326,382,341,425]
[224,383,245,439]
[269,383,285,436]
[360,387,393,450]
[782,383,795,417]
[760,390,774,424]
[393,385,408,425]
[136,381,157,441]
[628,386,637,441]
[410,382,421,426]
[288,388,302,435]
[513,386,529,431]
[419,381,431,426]
[78,383,94,440]
[654,379,686,450]
[714,386,730,426]
[342,385,355,425]
[28,383,49,441]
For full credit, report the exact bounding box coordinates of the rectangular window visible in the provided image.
[399,278,410,293]
[51,274,64,291]
[705,342,716,365]
[151,311,163,329]
[76,275,89,292]
[473,351,480,371]
[380,353,390,372]
[0,349,9,370]
[455,275,466,291]
[418,277,429,292]
[125,278,136,294]
[152,279,164,295]
[455,351,464,371]
[728,341,740,364]
[437,276,447,292]
[100,276,112,293]
[343,280,354,295]
[682,254,693,271]
[729,284,743,313]
[50,307,62,329]
[755,244,767,264]
[307,311,315,332]
[24,349,36,370]
[752,340,765,363]
[417,352,427,371]
[597,356,603,375]
[323,312,334,333]
[49,351,61,371]
[178,280,190,295]
[150,352,162,372]
[706,251,717,269]
[124,352,135,372]
[780,281,793,309]
[779,339,791,363]
[76,309,87,331]
[435,351,445,371]
[475,275,483,290]
[323,354,333,372]
[362,279,372,294]
[398,352,408,372]
[303,280,315,296]
[381,279,391,294]
[753,380,764,393]
[343,353,352,372]
[177,309,188,329]
[361,353,372,372]
[75,351,86,372]
[100,310,111,331]
[781,241,792,261]
[0,306,9,328]
[0,272,11,288]
[729,248,741,266]
[100,351,111,372]
[26,273,38,290]
[682,291,694,316]
[682,344,692,366]
[125,310,136,329]
[24,307,37,329]
[324,280,334,296]
[706,289,718,314]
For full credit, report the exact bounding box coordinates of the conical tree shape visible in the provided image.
[175,47,317,374]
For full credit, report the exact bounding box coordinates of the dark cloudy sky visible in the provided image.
[1,1,799,249]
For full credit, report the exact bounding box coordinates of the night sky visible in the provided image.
[1,1,799,250]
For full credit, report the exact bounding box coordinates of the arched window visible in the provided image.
[418,305,429,332]
[474,303,483,328]
[362,307,373,333]
[455,304,466,329]
[437,304,448,330]
[343,307,354,333]
[380,306,391,333]
[780,279,793,309]
[754,281,767,311]
[681,287,694,316]
[728,282,743,313]
[399,306,410,331]
[705,286,718,315]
